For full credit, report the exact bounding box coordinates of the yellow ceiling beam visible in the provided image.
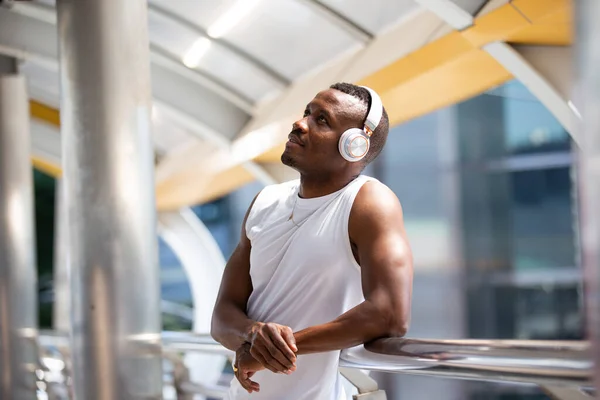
[377,49,512,127]
[253,143,286,163]
[460,5,530,47]
[511,0,569,22]
[157,164,256,210]
[507,2,572,45]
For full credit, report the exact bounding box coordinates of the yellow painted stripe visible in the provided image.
[30,100,60,127]
[31,155,62,178]
[28,100,63,176]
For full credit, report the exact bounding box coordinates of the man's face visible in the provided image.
[281,89,366,174]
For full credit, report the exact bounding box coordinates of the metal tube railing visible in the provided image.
[340,338,591,388]
[38,331,592,391]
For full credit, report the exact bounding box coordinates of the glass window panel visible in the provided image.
[196,40,283,102]
[510,167,576,270]
[221,0,362,80]
[148,0,239,31]
[503,94,571,154]
[485,80,572,154]
[148,10,281,102]
[158,238,193,330]
[148,10,200,57]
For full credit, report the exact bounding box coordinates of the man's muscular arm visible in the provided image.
[210,194,297,374]
[293,181,413,354]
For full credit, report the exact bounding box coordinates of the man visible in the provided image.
[211,82,413,399]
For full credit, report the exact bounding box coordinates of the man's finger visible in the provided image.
[259,342,292,372]
[237,370,260,393]
[252,344,289,373]
[240,371,260,393]
[243,372,260,392]
[280,328,298,353]
[234,369,250,393]
[268,331,296,366]
[250,346,281,374]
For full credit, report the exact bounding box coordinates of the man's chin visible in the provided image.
[281,152,298,170]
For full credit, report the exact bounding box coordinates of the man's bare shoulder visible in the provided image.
[351,179,404,223]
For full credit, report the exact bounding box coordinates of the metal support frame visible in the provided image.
[576,0,600,394]
[413,0,474,30]
[56,0,163,398]
[339,367,387,400]
[483,41,581,145]
[158,208,229,396]
[0,55,39,399]
[293,0,373,42]
[541,385,593,400]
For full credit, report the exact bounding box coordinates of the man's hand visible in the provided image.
[248,322,298,373]
[235,343,263,394]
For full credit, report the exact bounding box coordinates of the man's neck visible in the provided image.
[298,172,360,198]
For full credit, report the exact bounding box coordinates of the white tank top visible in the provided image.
[227,175,374,400]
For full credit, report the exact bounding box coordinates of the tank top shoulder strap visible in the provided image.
[245,179,299,239]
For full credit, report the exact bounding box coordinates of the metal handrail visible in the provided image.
[38,330,591,389]
[39,330,233,356]
[340,337,592,387]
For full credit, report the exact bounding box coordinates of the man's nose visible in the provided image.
[292,117,308,133]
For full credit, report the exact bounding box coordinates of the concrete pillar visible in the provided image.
[56,1,163,398]
[0,55,39,399]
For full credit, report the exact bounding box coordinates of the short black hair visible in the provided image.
[330,82,389,165]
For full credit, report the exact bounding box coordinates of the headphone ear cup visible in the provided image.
[339,128,370,162]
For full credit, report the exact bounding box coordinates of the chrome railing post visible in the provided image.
[576,0,600,394]
[0,55,39,400]
[56,0,163,397]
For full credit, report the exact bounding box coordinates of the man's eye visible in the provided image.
[303,110,310,117]
[318,115,327,124]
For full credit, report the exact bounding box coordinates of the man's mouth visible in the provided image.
[287,134,305,146]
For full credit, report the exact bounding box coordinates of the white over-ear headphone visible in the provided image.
[338,86,383,163]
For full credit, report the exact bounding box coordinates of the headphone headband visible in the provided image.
[337,85,384,163]
[360,86,383,135]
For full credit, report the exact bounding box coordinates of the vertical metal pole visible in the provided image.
[53,179,70,333]
[0,55,39,399]
[576,0,600,392]
[56,1,163,399]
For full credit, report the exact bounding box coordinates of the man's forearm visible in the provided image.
[211,302,257,351]
[294,300,406,355]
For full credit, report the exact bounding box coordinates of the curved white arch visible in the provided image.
[158,208,227,399]
[483,41,581,145]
